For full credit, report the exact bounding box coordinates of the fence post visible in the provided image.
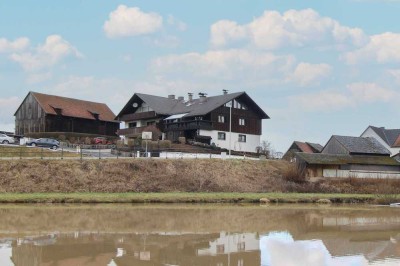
[61,147,64,160]
[80,147,83,161]
[19,148,22,159]
[99,149,101,160]
[41,148,43,159]
[116,147,119,159]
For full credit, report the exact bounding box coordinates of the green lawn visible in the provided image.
[0,192,395,204]
[0,146,78,158]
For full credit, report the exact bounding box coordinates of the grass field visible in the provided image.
[0,192,396,204]
[0,145,78,158]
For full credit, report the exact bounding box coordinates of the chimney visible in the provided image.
[168,95,175,100]
[178,96,184,101]
[188,93,193,102]
[198,92,207,103]
[223,89,228,95]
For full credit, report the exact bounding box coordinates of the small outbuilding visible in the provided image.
[295,135,400,179]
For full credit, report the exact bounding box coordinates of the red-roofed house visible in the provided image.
[283,141,323,161]
[14,91,120,136]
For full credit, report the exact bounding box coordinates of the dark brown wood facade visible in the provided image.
[209,105,262,135]
[15,93,119,136]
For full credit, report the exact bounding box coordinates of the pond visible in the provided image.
[0,204,399,265]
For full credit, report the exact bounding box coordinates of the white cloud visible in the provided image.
[151,49,295,84]
[167,15,187,31]
[104,5,163,38]
[0,37,29,53]
[210,20,247,47]
[292,82,399,111]
[344,32,400,64]
[347,82,398,102]
[210,9,367,50]
[290,91,353,111]
[291,63,331,86]
[10,35,81,71]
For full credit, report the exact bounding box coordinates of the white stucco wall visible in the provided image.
[199,130,261,153]
[361,127,400,156]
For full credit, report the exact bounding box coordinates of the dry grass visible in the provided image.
[0,146,78,158]
[0,159,289,193]
[0,159,400,199]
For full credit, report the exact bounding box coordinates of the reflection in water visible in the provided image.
[0,204,399,265]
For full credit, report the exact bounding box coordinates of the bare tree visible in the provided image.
[256,140,274,158]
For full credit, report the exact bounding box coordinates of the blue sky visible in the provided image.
[1,0,400,152]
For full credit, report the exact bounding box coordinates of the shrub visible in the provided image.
[282,165,305,183]
[69,137,76,144]
[84,137,91,145]
[58,135,66,141]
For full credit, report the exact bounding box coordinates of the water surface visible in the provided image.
[0,204,399,265]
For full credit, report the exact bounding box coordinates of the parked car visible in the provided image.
[26,138,60,149]
[0,133,15,144]
[94,137,107,144]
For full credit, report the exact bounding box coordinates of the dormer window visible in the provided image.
[88,110,100,120]
[50,105,63,116]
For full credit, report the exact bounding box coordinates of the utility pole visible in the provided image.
[229,100,232,158]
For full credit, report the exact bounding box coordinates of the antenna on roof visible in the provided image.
[223,89,228,95]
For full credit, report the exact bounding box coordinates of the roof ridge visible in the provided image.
[31,91,108,106]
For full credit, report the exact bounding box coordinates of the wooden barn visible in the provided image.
[14,91,120,137]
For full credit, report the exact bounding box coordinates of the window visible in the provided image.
[239,118,245,126]
[237,242,245,251]
[147,121,155,126]
[218,132,226,140]
[216,244,225,253]
[238,134,246,142]
[128,122,137,128]
[218,115,225,123]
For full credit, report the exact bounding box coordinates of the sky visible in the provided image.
[1,0,400,152]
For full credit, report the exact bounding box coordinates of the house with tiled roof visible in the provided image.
[361,126,400,156]
[115,91,269,153]
[295,135,400,178]
[283,141,323,161]
[14,91,120,137]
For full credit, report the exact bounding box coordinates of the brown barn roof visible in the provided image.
[27,92,118,123]
[295,141,314,153]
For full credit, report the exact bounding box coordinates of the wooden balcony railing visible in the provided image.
[117,127,147,136]
[119,111,157,122]
[162,120,213,131]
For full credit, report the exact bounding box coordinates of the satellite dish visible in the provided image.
[132,102,138,108]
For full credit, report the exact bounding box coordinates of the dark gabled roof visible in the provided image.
[330,135,391,155]
[368,126,400,147]
[306,142,323,153]
[15,92,119,123]
[295,152,400,166]
[116,92,270,120]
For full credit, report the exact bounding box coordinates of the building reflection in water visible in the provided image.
[1,205,400,265]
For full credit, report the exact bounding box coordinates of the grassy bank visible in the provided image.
[2,159,400,198]
[0,192,395,204]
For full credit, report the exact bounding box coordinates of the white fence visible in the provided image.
[323,169,400,179]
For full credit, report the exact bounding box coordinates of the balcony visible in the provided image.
[119,111,157,122]
[162,120,213,131]
[117,126,147,136]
